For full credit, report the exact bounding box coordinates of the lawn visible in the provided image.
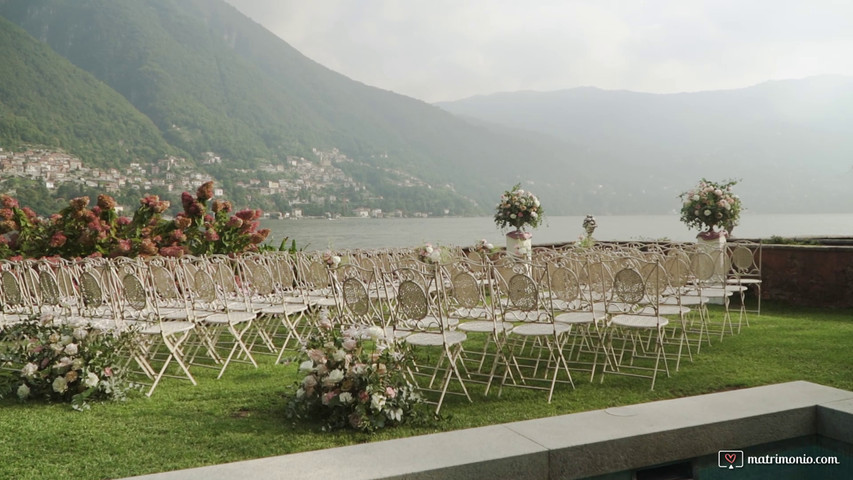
[1,303,851,480]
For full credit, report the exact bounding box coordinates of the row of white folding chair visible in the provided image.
[530,248,692,386]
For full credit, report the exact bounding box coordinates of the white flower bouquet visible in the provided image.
[285,326,427,432]
[473,239,495,254]
[678,178,742,237]
[321,250,341,268]
[0,315,138,410]
[494,184,544,232]
[416,242,449,264]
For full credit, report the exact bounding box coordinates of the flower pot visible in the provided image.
[506,230,532,259]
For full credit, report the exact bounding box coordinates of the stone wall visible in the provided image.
[761,244,853,308]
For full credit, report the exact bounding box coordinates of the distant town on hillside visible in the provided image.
[0,147,443,219]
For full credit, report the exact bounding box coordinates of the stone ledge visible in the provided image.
[817,397,853,445]
[126,381,853,480]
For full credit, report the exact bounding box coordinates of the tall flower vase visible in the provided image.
[696,230,728,284]
[506,230,533,260]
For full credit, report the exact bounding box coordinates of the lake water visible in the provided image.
[260,214,853,251]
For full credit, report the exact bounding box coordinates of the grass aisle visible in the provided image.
[1,303,851,479]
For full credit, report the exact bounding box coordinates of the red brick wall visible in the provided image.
[761,245,853,308]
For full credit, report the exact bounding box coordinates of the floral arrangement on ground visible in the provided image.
[0,315,139,410]
[321,250,342,268]
[472,238,495,254]
[494,183,544,232]
[285,325,430,432]
[416,242,451,264]
[678,178,742,236]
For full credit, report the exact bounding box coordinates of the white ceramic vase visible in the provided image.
[506,230,533,259]
[696,230,728,284]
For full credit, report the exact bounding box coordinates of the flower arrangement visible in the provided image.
[0,315,139,410]
[473,239,495,254]
[416,243,449,264]
[494,184,544,232]
[285,325,427,432]
[0,181,270,260]
[678,179,742,237]
[321,250,341,268]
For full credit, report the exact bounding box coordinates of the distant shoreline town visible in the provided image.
[0,147,445,219]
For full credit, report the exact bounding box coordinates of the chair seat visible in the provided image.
[259,304,310,315]
[157,308,194,320]
[554,311,604,325]
[281,295,307,304]
[202,311,257,325]
[84,317,130,332]
[610,314,668,329]
[638,305,690,316]
[223,300,264,311]
[381,326,411,340]
[664,295,708,306]
[700,288,735,298]
[457,320,513,333]
[511,322,572,337]
[450,307,491,319]
[406,330,467,347]
[138,320,196,336]
[727,278,762,285]
[305,296,337,307]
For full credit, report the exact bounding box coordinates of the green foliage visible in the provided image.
[0,15,177,169]
[767,236,820,246]
[0,304,850,479]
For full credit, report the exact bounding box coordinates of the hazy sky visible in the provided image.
[224,0,853,103]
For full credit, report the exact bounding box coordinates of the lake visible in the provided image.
[260,213,853,251]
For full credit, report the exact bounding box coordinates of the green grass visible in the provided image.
[1,303,852,480]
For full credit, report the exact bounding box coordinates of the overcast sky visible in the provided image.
[223,0,853,103]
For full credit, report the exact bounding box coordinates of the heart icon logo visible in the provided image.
[725,453,737,464]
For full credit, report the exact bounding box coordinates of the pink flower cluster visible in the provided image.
[0,181,272,260]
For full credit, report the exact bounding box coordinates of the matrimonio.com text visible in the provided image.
[718,450,842,470]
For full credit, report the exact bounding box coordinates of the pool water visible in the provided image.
[582,435,852,480]
[695,436,852,480]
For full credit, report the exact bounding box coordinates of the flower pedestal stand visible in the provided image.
[506,230,533,260]
[696,230,728,303]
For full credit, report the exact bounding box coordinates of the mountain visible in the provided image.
[437,76,853,214]
[0,14,176,169]
[0,0,604,216]
[2,0,848,218]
